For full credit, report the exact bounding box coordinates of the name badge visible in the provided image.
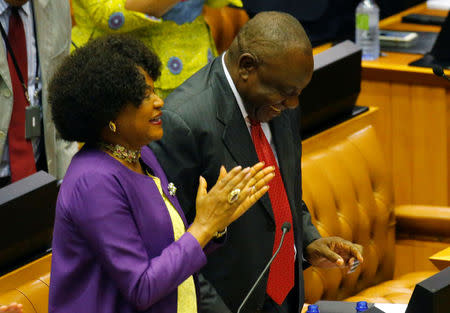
[25,106,41,139]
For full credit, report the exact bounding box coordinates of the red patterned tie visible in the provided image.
[7,7,36,182]
[250,119,294,304]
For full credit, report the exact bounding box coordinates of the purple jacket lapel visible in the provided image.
[141,146,188,227]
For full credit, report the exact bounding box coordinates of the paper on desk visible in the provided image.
[427,0,450,10]
[374,303,408,313]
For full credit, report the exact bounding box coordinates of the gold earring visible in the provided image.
[109,121,117,133]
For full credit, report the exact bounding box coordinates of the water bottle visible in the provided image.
[356,301,369,312]
[355,0,380,60]
[306,304,320,313]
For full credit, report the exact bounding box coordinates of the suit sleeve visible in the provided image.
[197,273,233,313]
[70,172,207,311]
[290,109,321,262]
[301,200,321,248]
[151,110,233,313]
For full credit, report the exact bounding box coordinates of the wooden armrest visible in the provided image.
[395,205,450,238]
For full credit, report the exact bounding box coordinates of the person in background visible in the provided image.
[71,0,242,99]
[0,303,22,313]
[0,0,77,188]
[48,34,274,313]
[151,12,363,313]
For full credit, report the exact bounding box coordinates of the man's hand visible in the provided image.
[305,237,363,272]
[0,303,23,313]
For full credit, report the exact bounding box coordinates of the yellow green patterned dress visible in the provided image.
[72,0,242,98]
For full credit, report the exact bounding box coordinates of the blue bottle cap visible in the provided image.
[356,301,369,311]
[306,304,320,313]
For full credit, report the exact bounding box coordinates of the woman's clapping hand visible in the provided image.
[188,162,274,247]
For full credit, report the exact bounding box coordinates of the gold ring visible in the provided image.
[228,188,241,204]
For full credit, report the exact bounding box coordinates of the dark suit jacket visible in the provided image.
[150,56,321,313]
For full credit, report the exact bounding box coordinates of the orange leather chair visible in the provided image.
[0,255,51,313]
[301,125,449,305]
[203,5,249,54]
[0,275,49,313]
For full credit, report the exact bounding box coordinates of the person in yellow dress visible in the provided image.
[71,0,242,98]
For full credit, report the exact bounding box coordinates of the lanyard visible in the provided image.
[0,3,40,106]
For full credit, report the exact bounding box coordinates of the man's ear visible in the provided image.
[238,53,258,81]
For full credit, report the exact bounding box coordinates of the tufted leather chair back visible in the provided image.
[302,126,396,303]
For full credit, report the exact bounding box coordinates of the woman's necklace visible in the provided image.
[100,143,141,164]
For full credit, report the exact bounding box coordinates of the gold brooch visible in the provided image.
[168,182,177,196]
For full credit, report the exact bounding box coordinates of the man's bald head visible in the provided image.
[225,12,314,123]
[228,11,312,65]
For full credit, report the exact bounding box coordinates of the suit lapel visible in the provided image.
[213,60,274,220]
[0,41,11,91]
[35,0,49,8]
[32,0,49,71]
[270,113,299,223]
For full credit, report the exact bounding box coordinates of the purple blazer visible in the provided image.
[49,146,207,313]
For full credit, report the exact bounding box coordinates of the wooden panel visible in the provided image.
[447,90,450,207]
[410,86,447,205]
[357,81,392,170]
[391,83,413,204]
[395,240,450,277]
[358,80,449,206]
[379,3,447,30]
[394,244,415,276]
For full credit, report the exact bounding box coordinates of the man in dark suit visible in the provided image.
[151,12,363,313]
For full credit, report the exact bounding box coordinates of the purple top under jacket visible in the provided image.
[49,146,207,313]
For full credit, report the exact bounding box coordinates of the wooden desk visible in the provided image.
[356,3,450,206]
[429,247,450,270]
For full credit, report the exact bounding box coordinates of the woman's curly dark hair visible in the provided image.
[49,34,161,143]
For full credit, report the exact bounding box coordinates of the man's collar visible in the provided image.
[0,1,31,16]
[221,52,250,124]
[0,1,9,15]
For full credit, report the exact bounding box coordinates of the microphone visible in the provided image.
[237,222,292,313]
[432,65,450,81]
[281,221,291,232]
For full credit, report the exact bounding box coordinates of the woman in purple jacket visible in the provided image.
[47,35,274,313]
